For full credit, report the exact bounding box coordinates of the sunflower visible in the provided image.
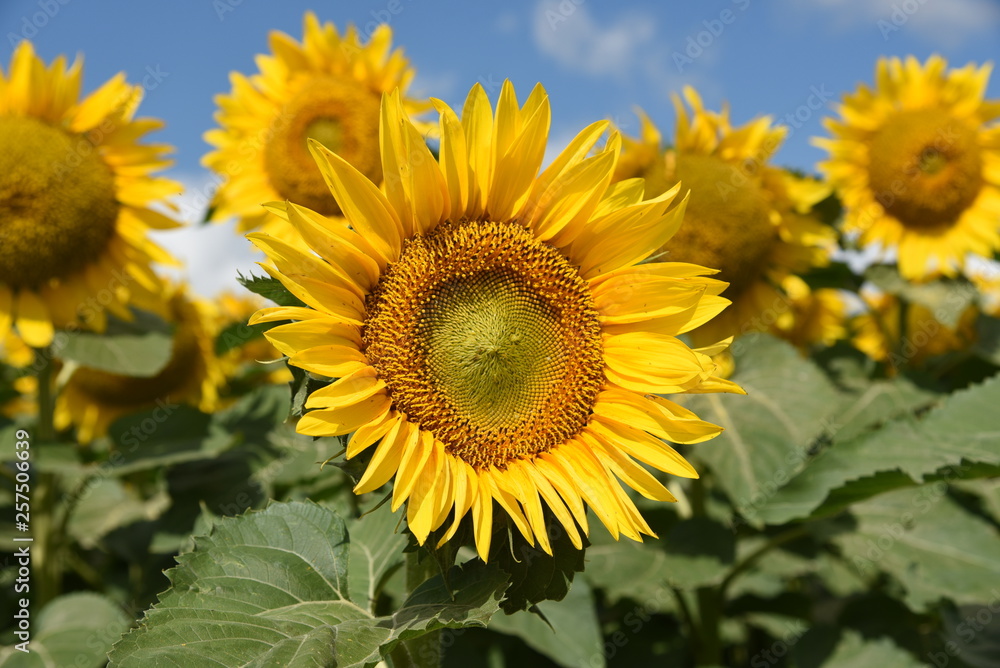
[851,289,978,367]
[0,331,39,418]
[0,41,181,349]
[249,81,743,561]
[615,88,836,348]
[55,286,225,442]
[203,12,428,236]
[817,56,1000,280]
[770,275,848,350]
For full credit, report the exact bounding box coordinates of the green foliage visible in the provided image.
[759,374,1000,524]
[0,593,130,668]
[489,581,604,668]
[237,271,306,308]
[108,502,509,667]
[58,309,174,377]
[865,265,974,327]
[686,334,840,527]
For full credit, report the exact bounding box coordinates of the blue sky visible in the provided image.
[3,0,1000,295]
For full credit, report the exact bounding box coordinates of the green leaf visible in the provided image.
[817,630,923,668]
[215,319,275,356]
[489,581,605,668]
[684,334,840,525]
[491,514,587,614]
[58,309,174,377]
[110,501,363,666]
[834,486,1000,612]
[585,517,733,601]
[0,593,130,668]
[348,502,408,613]
[756,375,1000,524]
[583,538,672,606]
[331,560,510,668]
[973,314,1000,364]
[105,406,219,476]
[68,477,170,549]
[109,502,508,668]
[865,265,975,328]
[238,272,305,308]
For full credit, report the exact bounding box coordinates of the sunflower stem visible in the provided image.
[32,347,62,607]
[35,347,56,442]
[688,477,723,666]
[400,548,443,667]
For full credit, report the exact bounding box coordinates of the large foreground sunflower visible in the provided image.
[817,56,1000,280]
[0,42,180,348]
[250,82,743,561]
[56,286,224,442]
[615,89,835,347]
[203,13,427,235]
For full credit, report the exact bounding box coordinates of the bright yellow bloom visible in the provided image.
[250,81,743,561]
[203,12,427,236]
[56,286,225,442]
[851,289,978,367]
[817,55,1000,280]
[0,42,181,349]
[615,89,836,348]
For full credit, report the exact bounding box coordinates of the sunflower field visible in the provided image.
[1,3,1000,668]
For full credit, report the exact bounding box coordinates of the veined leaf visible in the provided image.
[109,501,508,668]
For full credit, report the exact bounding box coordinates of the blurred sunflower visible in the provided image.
[216,291,292,386]
[851,288,978,367]
[56,286,225,442]
[0,42,180,348]
[203,12,428,235]
[0,331,39,418]
[615,89,836,348]
[770,275,848,351]
[817,56,1000,280]
[250,81,743,561]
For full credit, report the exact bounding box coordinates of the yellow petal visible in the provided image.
[265,318,362,357]
[354,417,409,494]
[392,427,432,511]
[15,291,54,348]
[589,419,699,479]
[305,367,386,409]
[289,346,368,378]
[432,98,470,219]
[460,84,494,218]
[471,473,494,561]
[261,265,364,325]
[308,139,402,262]
[296,394,391,437]
[592,389,723,444]
[347,410,399,459]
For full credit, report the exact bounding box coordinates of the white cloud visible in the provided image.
[150,170,262,299]
[410,69,459,102]
[532,1,658,78]
[790,0,1000,47]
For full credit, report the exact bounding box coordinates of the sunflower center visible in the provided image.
[0,115,119,289]
[867,108,983,229]
[363,220,605,470]
[70,323,201,406]
[264,76,382,215]
[662,154,775,297]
